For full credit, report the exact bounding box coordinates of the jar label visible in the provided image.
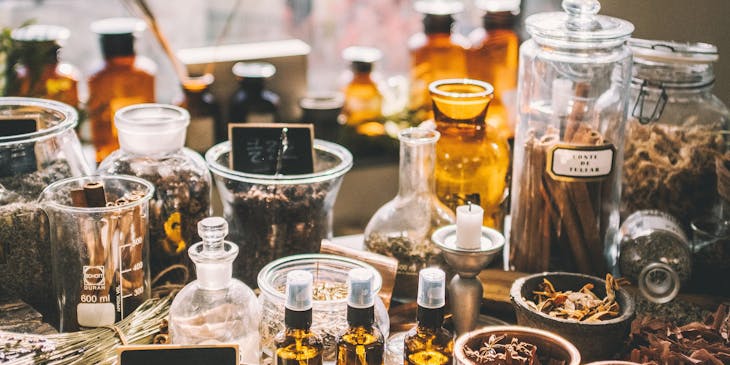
[546,143,615,182]
[634,213,688,242]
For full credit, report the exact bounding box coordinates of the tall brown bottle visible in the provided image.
[408,1,469,116]
[177,74,222,153]
[467,0,520,142]
[87,17,155,163]
[341,46,384,137]
[10,25,80,108]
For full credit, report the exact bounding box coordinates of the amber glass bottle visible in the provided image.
[87,18,155,163]
[467,0,520,142]
[404,268,452,365]
[430,79,510,230]
[336,268,384,365]
[178,74,222,153]
[275,270,324,365]
[408,1,469,115]
[10,25,80,108]
[341,46,384,136]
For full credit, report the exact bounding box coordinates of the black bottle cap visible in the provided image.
[90,17,146,58]
[342,46,382,74]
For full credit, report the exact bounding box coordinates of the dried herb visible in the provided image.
[635,297,710,327]
[627,304,730,364]
[526,274,621,322]
[618,231,691,285]
[464,334,567,365]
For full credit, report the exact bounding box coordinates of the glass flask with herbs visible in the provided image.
[364,127,455,302]
[508,0,634,275]
[97,104,211,285]
[0,97,91,325]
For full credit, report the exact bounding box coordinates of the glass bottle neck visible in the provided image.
[285,308,313,330]
[240,78,265,93]
[347,305,375,328]
[416,305,445,330]
[483,11,518,30]
[105,55,137,67]
[190,241,236,290]
[398,139,437,197]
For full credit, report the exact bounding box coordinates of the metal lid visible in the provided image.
[90,17,146,35]
[232,61,276,78]
[342,46,382,64]
[629,38,718,64]
[526,0,633,48]
[475,0,520,12]
[11,24,70,43]
[414,0,464,15]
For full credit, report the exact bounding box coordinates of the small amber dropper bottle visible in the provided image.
[274,270,324,365]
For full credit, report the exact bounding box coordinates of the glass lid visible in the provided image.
[526,0,633,48]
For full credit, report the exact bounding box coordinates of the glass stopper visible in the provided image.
[562,0,600,16]
[198,216,228,251]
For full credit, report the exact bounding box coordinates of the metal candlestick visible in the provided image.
[432,225,504,335]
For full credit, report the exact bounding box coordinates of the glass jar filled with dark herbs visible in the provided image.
[228,62,279,126]
[617,210,691,303]
[97,104,211,285]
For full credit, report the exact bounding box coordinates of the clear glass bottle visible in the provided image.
[274,270,324,365]
[169,217,261,364]
[341,46,384,136]
[408,0,469,116]
[403,268,453,365]
[467,0,521,141]
[228,62,280,126]
[363,128,455,302]
[617,210,691,303]
[178,74,223,153]
[87,17,156,163]
[98,104,212,285]
[430,78,510,230]
[336,268,385,365]
[621,39,729,229]
[508,0,634,275]
[9,25,80,109]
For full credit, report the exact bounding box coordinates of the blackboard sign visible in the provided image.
[118,344,238,365]
[0,116,38,137]
[0,116,39,177]
[229,123,314,175]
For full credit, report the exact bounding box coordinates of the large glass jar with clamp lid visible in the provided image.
[508,0,634,275]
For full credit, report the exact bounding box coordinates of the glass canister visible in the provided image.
[39,175,154,332]
[621,39,729,229]
[429,78,510,230]
[508,0,634,275]
[0,97,90,324]
[257,254,389,363]
[205,140,352,287]
[97,104,212,285]
[364,127,455,302]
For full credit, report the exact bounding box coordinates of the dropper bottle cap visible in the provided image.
[347,268,375,309]
[285,270,313,311]
[189,217,238,290]
[417,268,446,309]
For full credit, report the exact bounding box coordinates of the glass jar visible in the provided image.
[170,217,261,364]
[0,97,90,324]
[621,39,729,229]
[617,210,691,303]
[257,254,390,363]
[508,0,634,275]
[98,104,212,285]
[364,128,455,302]
[228,62,280,125]
[40,175,154,332]
[689,215,730,297]
[205,139,352,287]
[430,79,510,230]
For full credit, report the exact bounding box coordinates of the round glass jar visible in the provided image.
[257,254,390,363]
[0,97,90,324]
[206,140,352,287]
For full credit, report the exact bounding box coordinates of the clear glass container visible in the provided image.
[229,62,280,125]
[258,254,390,363]
[40,175,154,332]
[206,140,352,287]
[363,128,455,302]
[170,217,261,365]
[689,215,730,297]
[430,79,510,230]
[617,210,691,303]
[0,97,90,325]
[621,39,729,229]
[509,0,634,275]
[98,104,212,285]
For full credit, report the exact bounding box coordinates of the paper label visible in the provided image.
[547,143,615,182]
[637,213,687,241]
[185,116,215,153]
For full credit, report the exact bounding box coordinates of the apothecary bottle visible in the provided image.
[87,17,156,163]
[98,104,212,285]
[341,46,384,136]
[616,210,691,303]
[178,73,223,153]
[229,62,280,125]
[430,79,510,230]
[9,25,80,109]
[170,217,261,365]
[364,127,455,302]
[508,0,634,275]
[621,39,729,229]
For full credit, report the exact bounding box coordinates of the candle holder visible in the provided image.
[431,225,504,335]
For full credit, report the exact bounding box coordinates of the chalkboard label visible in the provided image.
[0,116,39,137]
[0,116,39,177]
[229,123,314,175]
[118,344,239,365]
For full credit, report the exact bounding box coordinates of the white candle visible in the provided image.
[456,204,484,249]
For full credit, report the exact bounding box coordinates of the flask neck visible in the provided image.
[397,138,437,197]
[189,240,237,290]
